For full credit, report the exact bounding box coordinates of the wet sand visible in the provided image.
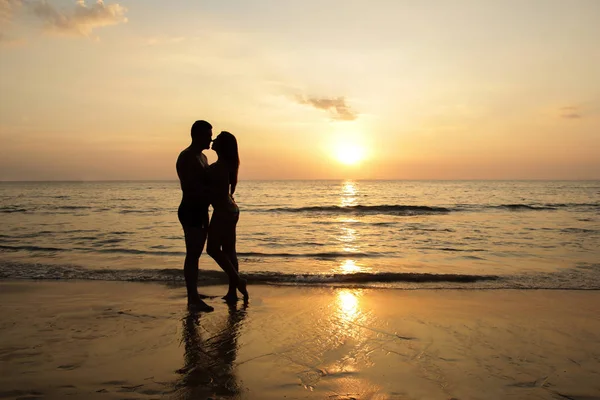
[0,281,599,400]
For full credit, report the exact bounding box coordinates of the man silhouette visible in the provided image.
[176,120,214,311]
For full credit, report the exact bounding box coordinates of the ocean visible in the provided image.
[1,180,598,289]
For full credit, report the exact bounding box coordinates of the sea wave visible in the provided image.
[0,244,391,259]
[265,205,452,215]
[1,261,599,290]
[0,244,67,252]
[494,204,557,211]
[54,205,93,210]
[2,202,597,216]
[0,206,28,213]
[261,202,599,215]
[237,251,388,259]
[0,261,497,284]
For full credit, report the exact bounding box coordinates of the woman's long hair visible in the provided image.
[218,131,240,195]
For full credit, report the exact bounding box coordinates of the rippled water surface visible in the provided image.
[1,180,599,288]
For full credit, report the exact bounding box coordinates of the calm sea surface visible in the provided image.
[1,180,598,289]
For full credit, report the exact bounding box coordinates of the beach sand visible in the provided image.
[0,281,599,400]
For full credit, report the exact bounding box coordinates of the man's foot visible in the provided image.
[237,278,249,301]
[187,299,214,312]
[189,292,217,302]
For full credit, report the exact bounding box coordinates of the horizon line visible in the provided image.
[1,178,599,183]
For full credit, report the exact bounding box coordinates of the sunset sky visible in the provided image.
[1,0,599,180]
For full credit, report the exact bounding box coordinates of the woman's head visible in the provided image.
[212,131,240,171]
[212,131,239,192]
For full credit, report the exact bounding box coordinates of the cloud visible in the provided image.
[559,106,582,119]
[145,36,186,46]
[296,95,358,121]
[0,31,26,46]
[0,0,26,47]
[30,0,127,36]
[1,0,127,41]
[0,0,22,24]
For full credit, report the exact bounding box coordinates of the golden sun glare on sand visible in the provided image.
[335,143,365,165]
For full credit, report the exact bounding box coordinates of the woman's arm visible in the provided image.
[207,162,230,196]
[229,171,237,196]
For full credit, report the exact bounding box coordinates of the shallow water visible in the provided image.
[1,282,599,399]
[1,180,599,289]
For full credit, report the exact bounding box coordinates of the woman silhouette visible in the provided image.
[206,131,248,302]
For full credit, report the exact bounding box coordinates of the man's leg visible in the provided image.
[183,225,212,311]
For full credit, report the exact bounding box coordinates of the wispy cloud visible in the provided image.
[1,0,127,41]
[559,106,582,119]
[0,0,22,24]
[30,0,127,36]
[0,31,26,46]
[296,95,358,121]
[0,0,23,45]
[145,36,185,46]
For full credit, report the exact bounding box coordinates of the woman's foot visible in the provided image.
[222,293,239,303]
[237,278,249,301]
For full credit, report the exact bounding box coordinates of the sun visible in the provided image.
[335,143,365,165]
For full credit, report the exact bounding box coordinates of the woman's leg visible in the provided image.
[207,212,246,299]
[221,213,239,299]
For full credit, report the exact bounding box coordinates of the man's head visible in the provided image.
[191,120,213,149]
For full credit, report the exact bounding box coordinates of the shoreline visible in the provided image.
[4,278,600,291]
[1,281,599,399]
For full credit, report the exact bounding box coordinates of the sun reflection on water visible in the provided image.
[336,289,360,323]
[328,289,382,397]
[336,180,367,274]
[339,225,359,253]
[340,259,362,273]
[340,180,358,207]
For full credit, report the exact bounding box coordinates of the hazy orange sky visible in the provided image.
[1,0,599,180]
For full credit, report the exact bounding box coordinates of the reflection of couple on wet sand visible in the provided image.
[176,302,247,398]
[176,120,248,311]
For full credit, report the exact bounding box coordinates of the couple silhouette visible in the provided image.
[176,120,248,311]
